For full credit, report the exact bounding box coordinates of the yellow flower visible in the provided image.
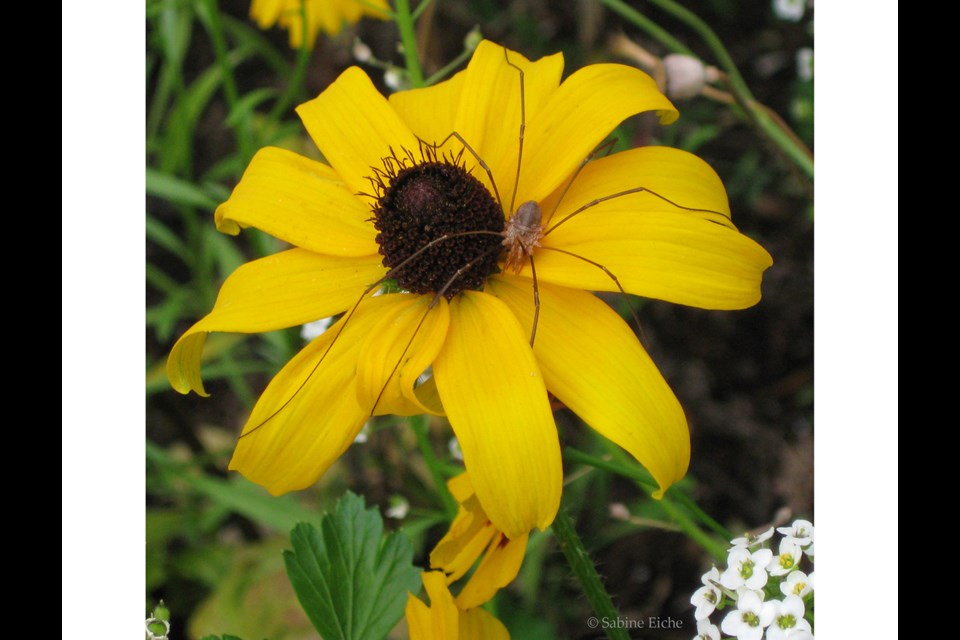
[166,40,773,540]
[249,0,389,48]
[430,472,527,609]
[405,571,510,640]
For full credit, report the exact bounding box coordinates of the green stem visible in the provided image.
[598,0,694,56]
[393,0,425,88]
[268,3,313,122]
[197,0,255,162]
[551,509,629,640]
[563,447,727,561]
[670,489,732,541]
[645,0,813,179]
[409,415,458,518]
[424,44,475,86]
[600,0,813,180]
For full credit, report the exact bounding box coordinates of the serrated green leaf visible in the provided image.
[284,492,421,640]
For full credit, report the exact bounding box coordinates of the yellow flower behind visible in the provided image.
[250,0,389,48]
[406,571,510,640]
[167,40,773,540]
[430,473,527,609]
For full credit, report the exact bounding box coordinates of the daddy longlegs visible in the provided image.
[240,48,730,437]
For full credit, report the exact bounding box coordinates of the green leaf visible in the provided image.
[146,168,219,210]
[284,492,422,640]
[199,635,243,640]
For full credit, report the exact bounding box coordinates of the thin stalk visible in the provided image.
[394,0,425,88]
[268,4,313,122]
[197,0,255,163]
[564,447,727,561]
[424,44,474,86]
[551,509,629,640]
[600,0,814,180]
[599,0,694,56]
[409,415,458,518]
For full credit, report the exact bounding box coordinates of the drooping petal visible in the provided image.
[215,147,378,257]
[406,571,460,640]
[539,146,734,232]
[517,63,678,206]
[355,295,449,416]
[228,295,398,493]
[454,531,527,609]
[488,276,689,496]
[532,207,773,310]
[450,40,564,213]
[459,607,510,640]
[433,291,562,539]
[296,66,420,194]
[167,249,384,396]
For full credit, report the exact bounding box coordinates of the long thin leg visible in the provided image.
[539,245,648,345]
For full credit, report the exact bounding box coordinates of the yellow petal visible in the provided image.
[518,64,678,206]
[430,503,495,583]
[355,295,449,417]
[430,475,494,581]
[166,249,384,395]
[249,0,284,27]
[296,66,420,194]
[433,291,562,539]
[455,532,528,609]
[407,571,460,640]
[488,276,689,496]
[539,146,734,232]
[215,147,378,257]
[534,208,773,310]
[460,607,510,640]
[228,295,393,494]
[389,68,465,150]
[451,40,564,212]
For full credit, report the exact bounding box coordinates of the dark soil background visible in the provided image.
[146,1,813,638]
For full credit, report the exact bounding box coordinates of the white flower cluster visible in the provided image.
[691,520,814,640]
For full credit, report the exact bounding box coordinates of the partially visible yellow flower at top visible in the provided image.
[166,41,773,541]
[250,0,389,48]
[431,472,527,609]
[406,571,510,640]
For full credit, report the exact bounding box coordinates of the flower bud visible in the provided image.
[662,54,708,100]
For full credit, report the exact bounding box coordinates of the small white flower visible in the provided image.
[772,0,805,22]
[385,495,410,519]
[448,437,463,461]
[384,67,406,91]
[702,566,721,587]
[721,548,773,590]
[730,527,775,549]
[694,618,721,640]
[353,422,371,444]
[691,583,722,620]
[352,39,372,63]
[777,520,814,547]
[770,540,803,576]
[796,48,814,82]
[300,316,333,341]
[765,595,812,640]
[720,590,774,640]
[779,570,813,598]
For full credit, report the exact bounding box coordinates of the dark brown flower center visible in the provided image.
[371,151,505,299]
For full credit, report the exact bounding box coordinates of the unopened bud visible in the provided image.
[463,26,483,52]
[662,54,708,100]
[352,39,372,63]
